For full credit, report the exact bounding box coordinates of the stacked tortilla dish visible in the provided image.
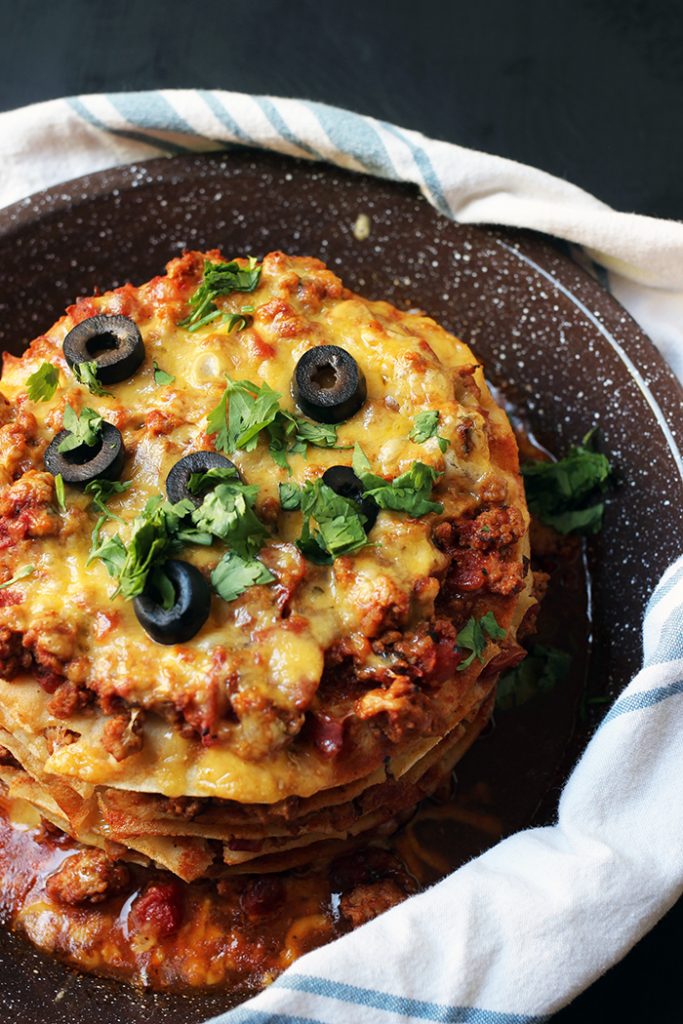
[0,250,535,882]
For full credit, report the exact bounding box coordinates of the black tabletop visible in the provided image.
[0,0,680,1019]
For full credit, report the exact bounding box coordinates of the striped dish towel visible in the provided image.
[1,91,682,1023]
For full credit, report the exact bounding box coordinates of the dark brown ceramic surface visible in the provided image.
[0,151,681,1024]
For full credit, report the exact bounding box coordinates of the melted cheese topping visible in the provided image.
[0,251,528,802]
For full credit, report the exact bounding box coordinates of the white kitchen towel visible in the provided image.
[3,90,683,381]
[0,91,682,1023]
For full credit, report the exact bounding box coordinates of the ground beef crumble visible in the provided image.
[46,849,130,906]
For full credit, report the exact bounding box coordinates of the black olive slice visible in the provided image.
[166,452,241,507]
[292,345,367,424]
[44,422,125,486]
[133,560,211,645]
[322,465,379,532]
[63,315,145,385]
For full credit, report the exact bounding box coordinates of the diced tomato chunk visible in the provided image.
[131,880,184,938]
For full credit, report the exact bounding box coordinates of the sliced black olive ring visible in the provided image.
[166,452,241,507]
[134,560,212,645]
[44,421,125,486]
[322,465,379,532]
[292,345,367,424]
[63,314,145,385]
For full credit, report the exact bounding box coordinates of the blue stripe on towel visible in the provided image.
[196,90,258,146]
[67,97,187,155]
[601,678,683,725]
[219,1010,326,1024]
[254,98,324,160]
[377,120,451,217]
[272,976,548,1024]
[106,90,198,140]
[303,101,397,178]
[647,562,683,613]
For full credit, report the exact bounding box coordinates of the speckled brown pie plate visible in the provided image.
[0,151,681,1024]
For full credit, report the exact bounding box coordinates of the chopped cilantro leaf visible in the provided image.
[521,434,612,535]
[87,476,269,599]
[54,473,66,513]
[26,362,58,402]
[191,482,268,560]
[58,405,103,453]
[352,443,375,480]
[292,420,341,448]
[211,550,275,602]
[186,464,241,495]
[114,497,189,599]
[353,444,444,517]
[295,480,368,563]
[206,378,281,453]
[179,258,261,331]
[279,482,302,511]
[187,308,221,332]
[0,564,35,590]
[88,496,194,598]
[228,379,283,451]
[206,386,230,452]
[84,478,132,522]
[410,410,449,453]
[153,360,175,386]
[496,644,571,710]
[207,377,346,469]
[480,610,506,640]
[148,565,177,611]
[456,612,506,671]
[88,522,126,578]
[223,311,253,333]
[73,360,112,397]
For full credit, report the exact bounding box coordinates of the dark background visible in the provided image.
[0,0,680,1020]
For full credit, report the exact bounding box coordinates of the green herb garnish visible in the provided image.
[115,497,194,599]
[228,379,283,451]
[153,360,175,386]
[456,612,506,671]
[88,496,192,597]
[73,360,112,397]
[207,378,347,471]
[267,410,348,471]
[223,309,254,333]
[353,444,444,517]
[54,473,66,513]
[291,420,340,449]
[58,405,103,453]
[0,564,35,590]
[279,482,303,511]
[409,410,449,453]
[86,473,271,603]
[179,258,261,331]
[496,644,571,710]
[89,525,127,579]
[211,550,275,602]
[294,480,368,564]
[147,566,177,611]
[84,479,132,522]
[191,482,268,560]
[186,464,242,495]
[26,362,58,402]
[521,433,611,535]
